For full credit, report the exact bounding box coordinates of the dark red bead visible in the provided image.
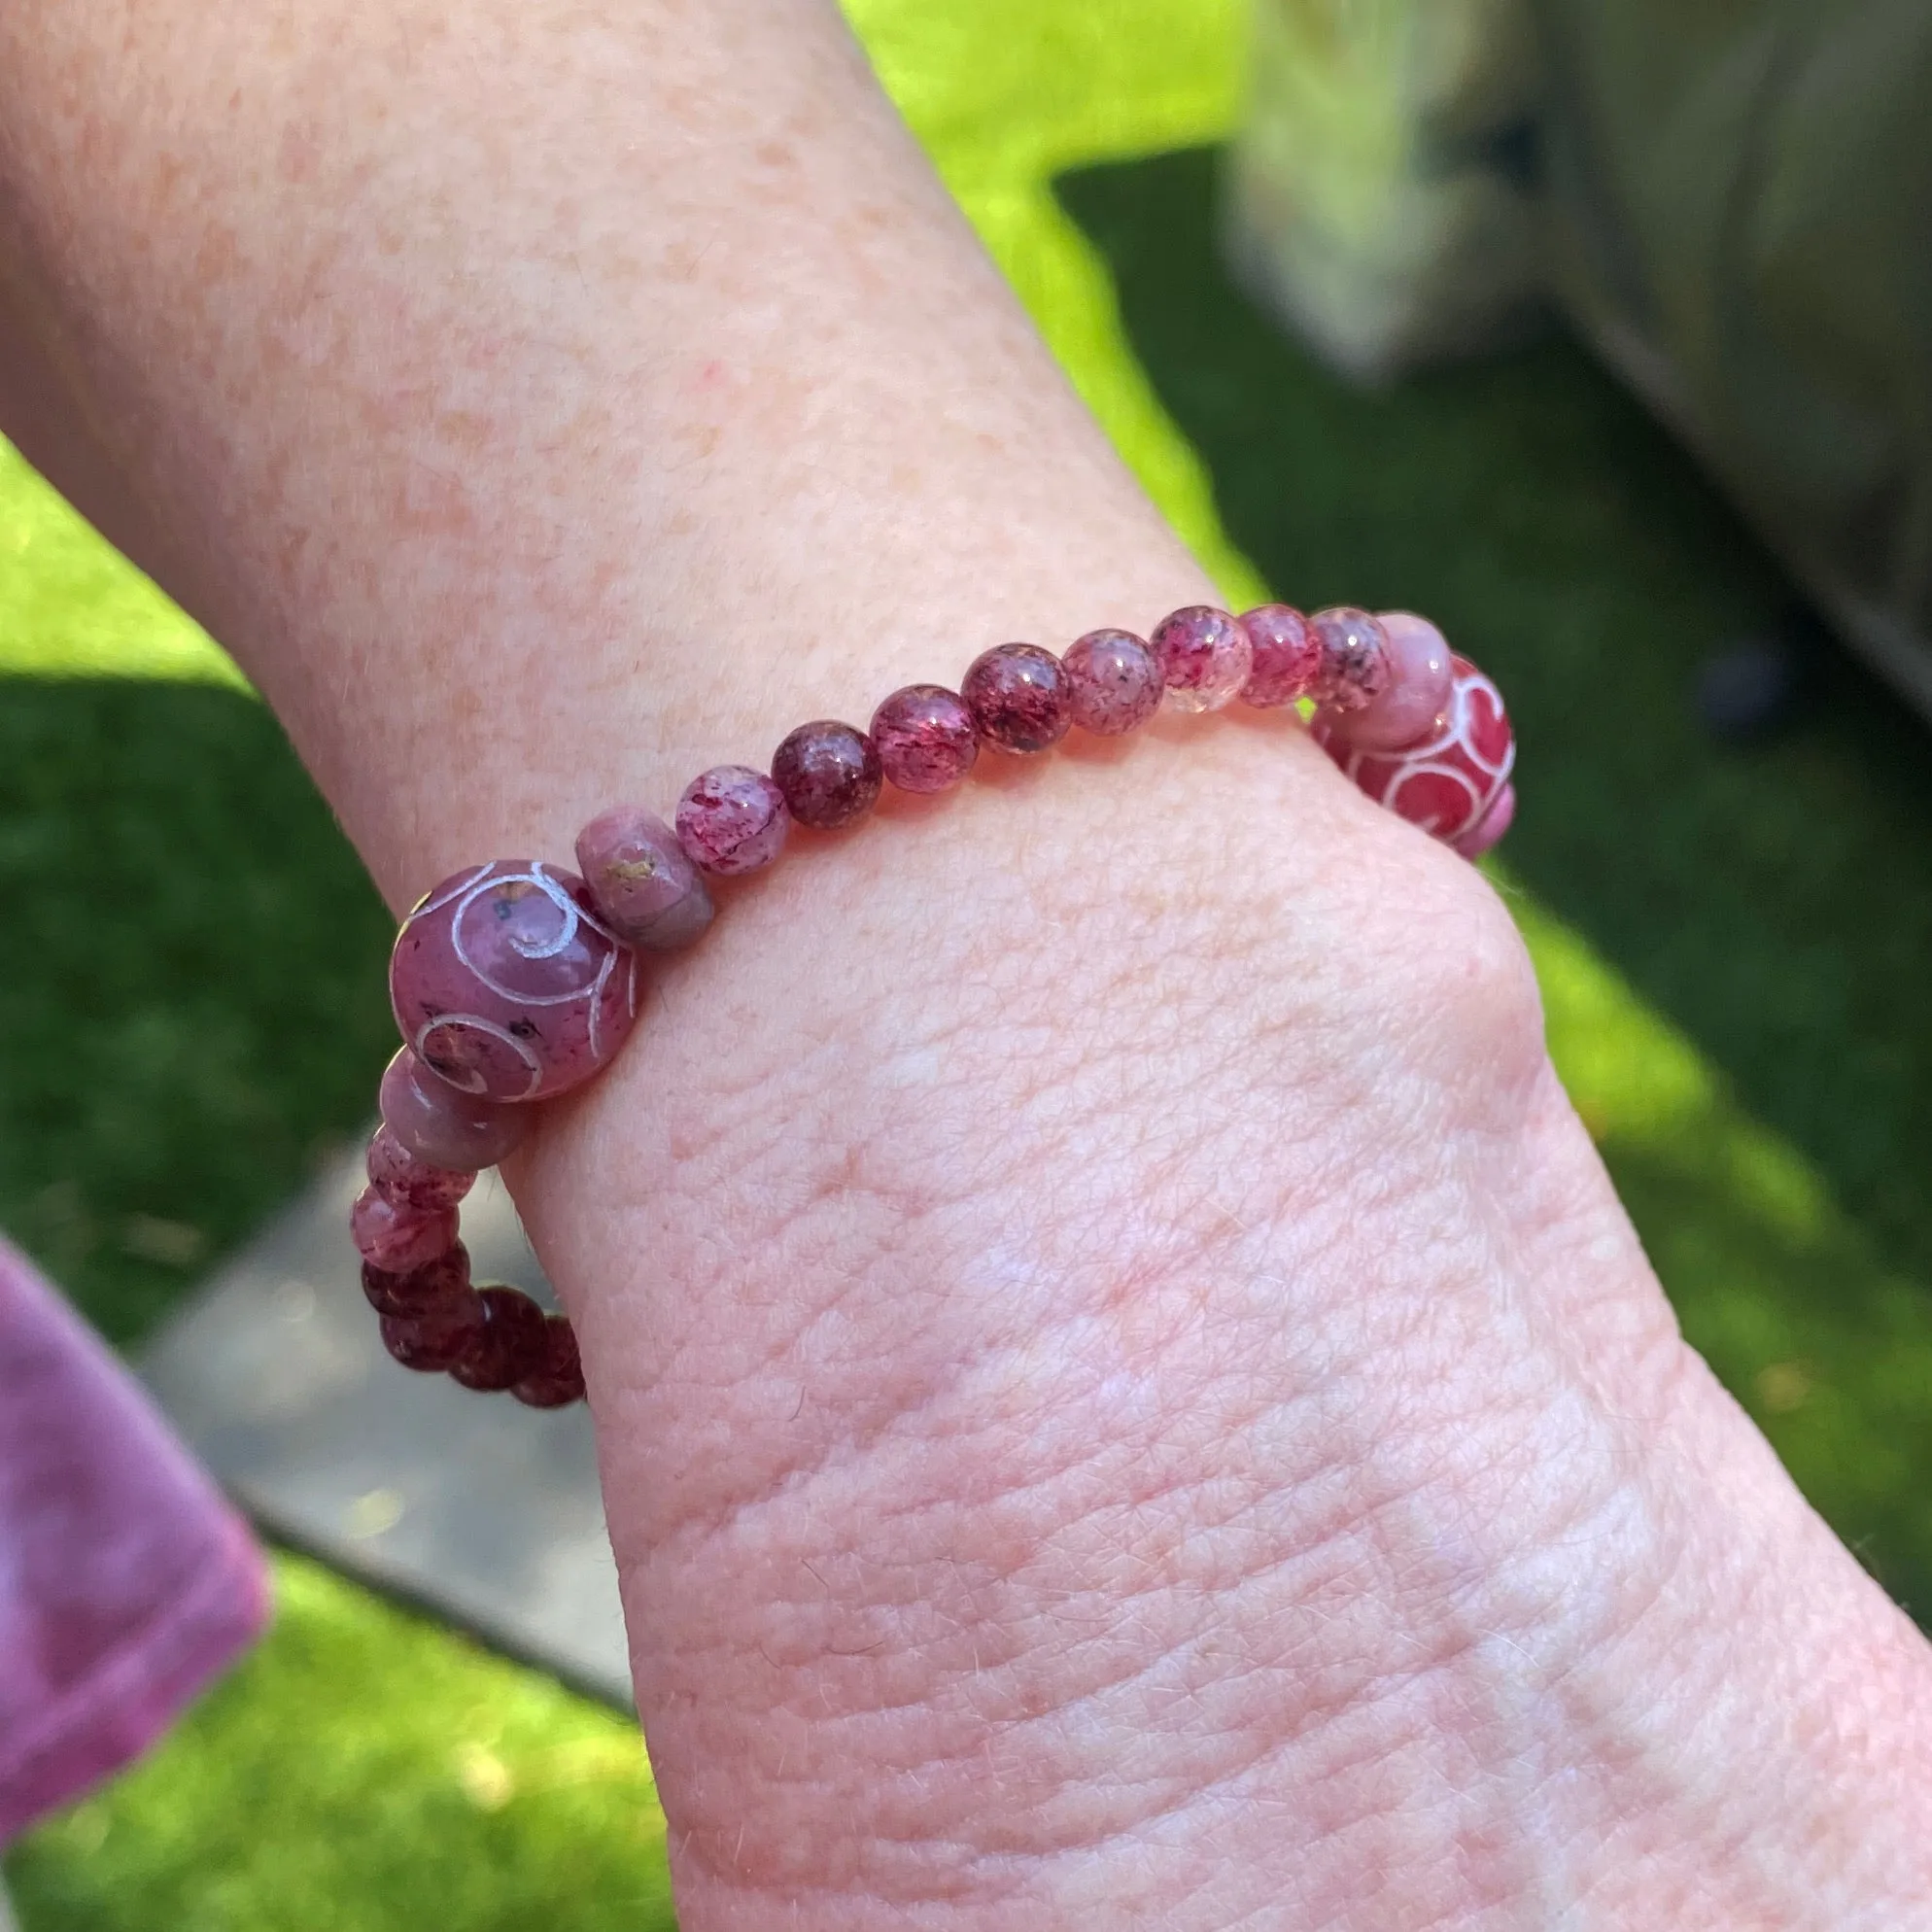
[380,1287,486,1372]
[771,720,883,830]
[449,1285,551,1393]
[961,643,1071,754]
[870,684,980,794]
[512,1316,586,1409]
[362,1243,471,1319]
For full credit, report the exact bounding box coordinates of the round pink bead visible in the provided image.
[676,765,790,876]
[351,1186,459,1274]
[870,684,980,794]
[1311,607,1393,712]
[962,643,1072,754]
[574,805,714,952]
[1238,604,1321,708]
[390,865,640,1104]
[1153,605,1253,712]
[1328,611,1456,751]
[1062,629,1163,736]
[366,1124,474,1212]
[772,720,883,830]
[378,1047,531,1170]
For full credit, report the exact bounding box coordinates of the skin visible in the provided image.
[5,1,1932,1924]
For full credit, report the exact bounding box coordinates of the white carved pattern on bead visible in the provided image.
[413,1013,546,1100]
[1325,663,1513,842]
[446,862,624,1008]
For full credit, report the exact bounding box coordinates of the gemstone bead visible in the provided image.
[380,1290,487,1372]
[350,1186,459,1274]
[1062,629,1163,736]
[1312,653,1516,848]
[1328,611,1455,751]
[1453,780,1517,860]
[449,1285,552,1393]
[574,805,714,951]
[378,1047,531,1170]
[1152,605,1253,713]
[962,643,1072,754]
[1311,607,1393,712]
[1238,604,1321,708]
[771,720,883,830]
[361,1243,471,1320]
[870,684,979,794]
[675,765,790,876]
[366,1124,474,1212]
[512,1315,586,1409]
[390,864,640,1103]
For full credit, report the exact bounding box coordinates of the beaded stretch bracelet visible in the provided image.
[351,604,1516,1408]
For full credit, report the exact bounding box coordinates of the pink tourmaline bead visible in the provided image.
[676,765,790,876]
[1327,611,1456,751]
[1062,629,1163,736]
[1311,607,1393,712]
[962,643,1072,754]
[351,1186,459,1274]
[378,1047,531,1170]
[870,684,979,794]
[1238,604,1321,708]
[574,805,714,951]
[772,720,883,830]
[390,864,639,1104]
[512,1315,586,1409]
[361,1243,471,1320]
[366,1124,474,1212]
[1153,605,1253,713]
[1312,653,1516,849]
[450,1285,551,1393]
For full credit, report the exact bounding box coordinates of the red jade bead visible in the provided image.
[512,1315,586,1409]
[1238,604,1321,708]
[574,805,714,951]
[1311,607,1393,711]
[450,1286,552,1393]
[1061,629,1163,736]
[351,1186,459,1274]
[379,1047,530,1170]
[1328,611,1455,752]
[676,765,790,876]
[962,643,1072,753]
[771,720,883,830]
[366,1124,474,1212]
[870,684,979,793]
[1152,605,1252,712]
[390,864,640,1103]
[1312,653,1516,849]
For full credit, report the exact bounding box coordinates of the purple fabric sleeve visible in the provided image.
[0,1234,269,1845]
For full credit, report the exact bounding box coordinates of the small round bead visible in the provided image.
[351,1186,459,1274]
[771,720,884,830]
[1328,611,1455,751]
[378,1048,531,1171]
[675,765,791,877]
[870,684,980,794]
[512,1315,586,1409]
[390,864,641,1103]
[1238,604,1321,708]
[366,1124,474,1212]
[449,1285,552,1393]
[362,1244,471,1320]
[1311,607,1393,712]
[380,1289,486,1373]
[961,643,1071,754]
[1452,780,1517,861]
[1062,629,1163,737]
[574,805,714,952]
[1152,605,1253,713]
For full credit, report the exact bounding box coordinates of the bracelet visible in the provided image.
[351,604,1516,1408]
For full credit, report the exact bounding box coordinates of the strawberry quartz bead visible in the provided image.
[378,1047,530,1170]
[962,643,1072,754]
[574,806,714,952]
[390,864,639,1103]
[351,1186,458,1274]
[381,1289,487,1373]
[1238,604,1321,708]
[772,720,883,830]
[1153,605,1253,712]
[1312,653,1516,849]
[1062,629,1163,736]
[362,1244,471,1320]
[1311,606,1393,712]
[366,1124,473,1212]
[870,684,979,794]
[512,1316,586,1409]
[1327,611,1456,752]
[676,766,790,876]
[450,1286,551,1393]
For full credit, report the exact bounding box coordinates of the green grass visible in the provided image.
[6,0,1932,1923]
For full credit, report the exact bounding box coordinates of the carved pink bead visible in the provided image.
[351,1186,459,1274]
[1311,607,1393,712]
[390,864,640,1104]
[962,643,1072,754]
[1153,605,1253,713]
[871,684,979,794]
[574,805,714,951]
[366,1124,474,1212]
[1062,629,1163,736]
[378,1047,531,1170]
[1328,612,1456,751]
[1238,604,1321,708]
[1312,654,1516,848]
[676,765,791,876]
[772,720,883,830]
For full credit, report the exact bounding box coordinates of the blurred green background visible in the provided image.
[6,0,1931,1924]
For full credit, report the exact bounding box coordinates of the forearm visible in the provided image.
[5,3,1932,1926]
